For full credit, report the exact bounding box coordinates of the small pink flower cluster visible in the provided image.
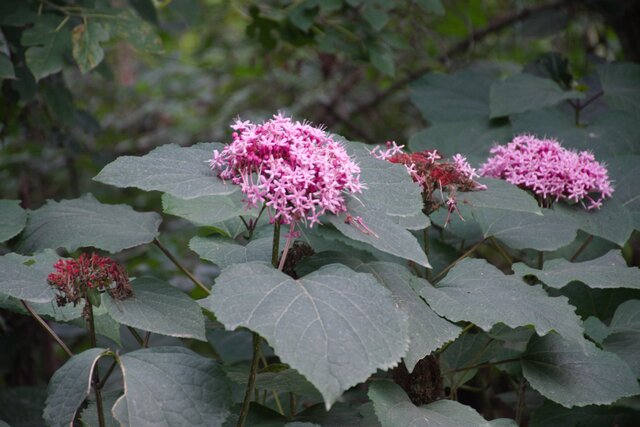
[370,141,484,223]
[209,114,363,226]
[480,134,613,209]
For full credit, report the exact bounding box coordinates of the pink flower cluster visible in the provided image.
[209,114,363,226]
[480,134,613,209]
[370,141,484,224]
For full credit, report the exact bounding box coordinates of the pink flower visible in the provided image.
[480,134,613,210]
[210,114,363,227]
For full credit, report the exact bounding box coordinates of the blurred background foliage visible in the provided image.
[1,0,639,423]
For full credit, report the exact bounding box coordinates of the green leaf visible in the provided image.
[602,300,640,377]
[21,15,71,81]
[113,347,232,426]
[470,208,578,251]
[408,119,512,166]
[456,178,543,216]
[0,199,26,242]
[522,333,640,407]
[327,200,431,267]
[288,0,319,32]
[200,262,408,409]
[410,69,493,123]
[190,235,276,269]
[162,192,256,227]
[362,6,389,31]
[598,62,640,117]
[555,201,633,246]
[513,250,640,290]
[352,262,461,372]
[511,108,640,158]
[346,142,423,218]
[530,400,640,427]
[0,53,15,80]
[103,277,207,341]
[17,194,161,254]
[420,259,585,344]
[94,143,236,199]
[225,365,322,401]
[43,348,108,427]
[369,380,495,427]
[108,9,163,53]
[72,21,110,73]
[0,250,58,303]
[490,73,584,118]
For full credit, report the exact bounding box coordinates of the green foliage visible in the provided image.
[200,261,408,408]
[17,194,161,254]
[0,200,26,242]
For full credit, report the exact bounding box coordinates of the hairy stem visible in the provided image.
[85,293,106,427]
[237,222,282,427]
[21,300,73,357]
[433,238,486,282]
[570,234,593,262]
[153,238,210,294]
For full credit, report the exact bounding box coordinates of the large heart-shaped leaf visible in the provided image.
[601,300,640,377]
[345,142,423,218]
[113,347,232,427]
[162,192,257,227]
[598,62,640,117]
[490,73,583,118]
[369,380,498,427]
[103,277,206,341]
[420,259,584,345]
[0,200,27,242]
[189,236,276,269]
[17,194,161,254]
[555,201,633,247]
[200,262,408,408]
[470,208,578,251]
[513,250,640,290]
[522,333,639,407]
[94,143,235,199]
[0,250,58,303]
[43,348,108,427]
[351,262,461,372]
[410,69,494,123]
[328,200,430,267]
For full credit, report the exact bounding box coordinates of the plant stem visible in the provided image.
[237,222,282,427]
[85,293,106,427]
[515,376,527,425]
[490,237,512,265]
[143,331,151,348]
[97,359,118,389]
[443,357,521,375]
[537,251,544,269]
[423,227,431,280]
[21,300,73,357]
[237,332,262,427]
[153,238,210,294]
[570,234,593,262]
[432,238,486,283]
[127,326,144,346]
[289,392,297,418]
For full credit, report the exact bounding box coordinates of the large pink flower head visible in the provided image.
[209,114,363,227]
[480,134,613,210]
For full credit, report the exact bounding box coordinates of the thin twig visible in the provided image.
[97,359,118,390]
[570,234,593,262]
[127,326,144,346]
[21,300,73,357]
[432,238,486,282]
[143,331,151,348]
[153,238,210,294]
[84,291,106,427]
[515,377,527,425]
[443,357,522,375]
[348,0,572,118]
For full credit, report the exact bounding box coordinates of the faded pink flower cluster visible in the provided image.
[209,114,363,226]
[480,134,613,209]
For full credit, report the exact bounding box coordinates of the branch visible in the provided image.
[349,0,572,118]
[153,238,210,294]
[21,300,73,357]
